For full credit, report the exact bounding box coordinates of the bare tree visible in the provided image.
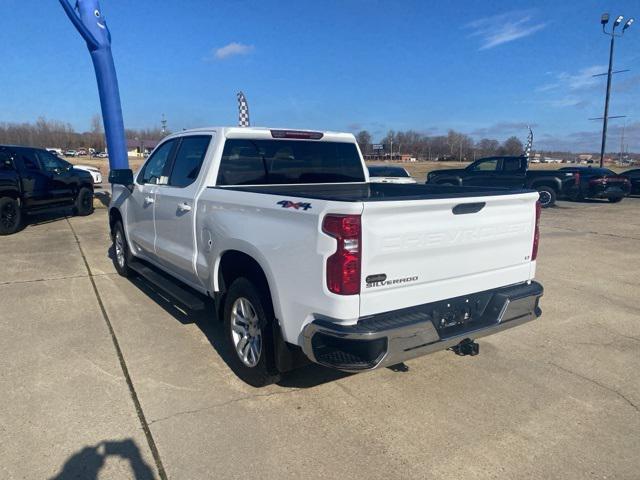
[499,136,524,156]
[476,138,500,157]
[90,114,105,151]
[355,130,372,154]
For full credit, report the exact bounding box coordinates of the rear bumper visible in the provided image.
[587,185,629,199]
[301,281,543,372]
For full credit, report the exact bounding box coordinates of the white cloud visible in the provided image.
[466,11,547,50]
[208,42,254,61]
[532,65,607,109]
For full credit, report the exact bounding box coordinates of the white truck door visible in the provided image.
[154,135,213,285]
[128,139,178,256]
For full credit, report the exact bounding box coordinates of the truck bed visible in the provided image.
[216,182,531,202]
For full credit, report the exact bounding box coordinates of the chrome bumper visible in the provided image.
[301,281,543,372]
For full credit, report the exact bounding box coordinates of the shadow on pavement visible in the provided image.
[24,210,73,229]
[49,438,154,480]
[127,274,352,389]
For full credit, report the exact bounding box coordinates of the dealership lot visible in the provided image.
[1,199,639,479]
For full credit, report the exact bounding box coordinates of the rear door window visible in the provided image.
[15,149,41,171]
[502,158,522,172]
[168,136,211,187]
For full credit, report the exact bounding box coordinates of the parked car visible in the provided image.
[557,167,631,203]
[64,149,78,157]
[73,164,103,184]
[621,168,640,195]
[93,152,108,158]
[77,149,87,156]
[46,148,63,157]
[108,127,543,386]
[0,145,94,234]
[367,165,416,184]
[427,156,584,207]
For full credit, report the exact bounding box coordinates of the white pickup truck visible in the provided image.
[108,127,543,386]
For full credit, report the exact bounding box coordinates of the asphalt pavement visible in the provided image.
[0,198,638,479]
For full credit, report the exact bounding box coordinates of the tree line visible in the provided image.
[356,129,525,161]
[0,116,167,151]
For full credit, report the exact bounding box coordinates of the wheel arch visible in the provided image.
[108,207,123,235]
[215,249,280,322]
[529,177,561,192]
[0,189,20,201]
[435,176,462,186]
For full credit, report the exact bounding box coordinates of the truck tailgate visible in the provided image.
[359,192,538,316]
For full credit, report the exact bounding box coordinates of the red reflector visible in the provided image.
[322,214,361,295]
[270,129,324,140]
[574,172,581,186]
[532,201,541,261]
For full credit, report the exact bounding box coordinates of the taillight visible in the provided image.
[322,214,361,295]
[574,172,581,185]
[532,201,541,261]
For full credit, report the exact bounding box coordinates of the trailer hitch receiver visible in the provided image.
[450,338,479,356]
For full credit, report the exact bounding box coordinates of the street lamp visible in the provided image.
[598,12,634,167]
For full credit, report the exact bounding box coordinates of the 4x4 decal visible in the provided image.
[277,200,312,211]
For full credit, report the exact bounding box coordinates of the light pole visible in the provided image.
[598,13,634,167]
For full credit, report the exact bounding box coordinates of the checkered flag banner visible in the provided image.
[525,126,533,160]
[237,91,250,127]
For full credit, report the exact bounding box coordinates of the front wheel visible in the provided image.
[74,187,94,216]
[223,278,280,387]
[0,197,22,235]
[608,196,623,203]
[536,186,557,208]
[112,221,134,277]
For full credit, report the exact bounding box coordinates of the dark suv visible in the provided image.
[0,145,94,235]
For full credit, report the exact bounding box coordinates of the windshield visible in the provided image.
[368,166,410,177]
[216,139,365,185]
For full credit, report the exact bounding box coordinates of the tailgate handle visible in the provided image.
[452,202,485,215]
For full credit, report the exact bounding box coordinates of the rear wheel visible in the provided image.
[74,187,93,216]
[608,196,623,203]
[223,277,280,387]
[536,186,556,208]
[0,197,22,235]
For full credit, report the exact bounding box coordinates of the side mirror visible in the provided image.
[109,168,134,188]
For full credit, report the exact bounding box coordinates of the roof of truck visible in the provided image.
[167,127,357,143]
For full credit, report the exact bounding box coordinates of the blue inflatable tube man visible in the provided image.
[59,0,128,170]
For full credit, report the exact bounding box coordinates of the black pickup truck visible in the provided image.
[0,145,94,235]
[426,156,609,207]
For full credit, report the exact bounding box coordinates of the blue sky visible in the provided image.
[0,0,638,151]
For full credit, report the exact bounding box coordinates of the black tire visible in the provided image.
[223,277,280,387]
[74,187,94,216]
[608,196,623,203]
[0,197,22,235]
[536,186,557,208]
[112,221,134,277]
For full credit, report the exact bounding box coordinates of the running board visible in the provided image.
[129,260,206,311]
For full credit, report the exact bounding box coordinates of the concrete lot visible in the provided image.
[1,198,639,479]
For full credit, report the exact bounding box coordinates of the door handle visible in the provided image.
[144,196,154,205]
[177,202,192,212]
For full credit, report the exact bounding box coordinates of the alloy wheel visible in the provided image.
[230,297,262,367]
